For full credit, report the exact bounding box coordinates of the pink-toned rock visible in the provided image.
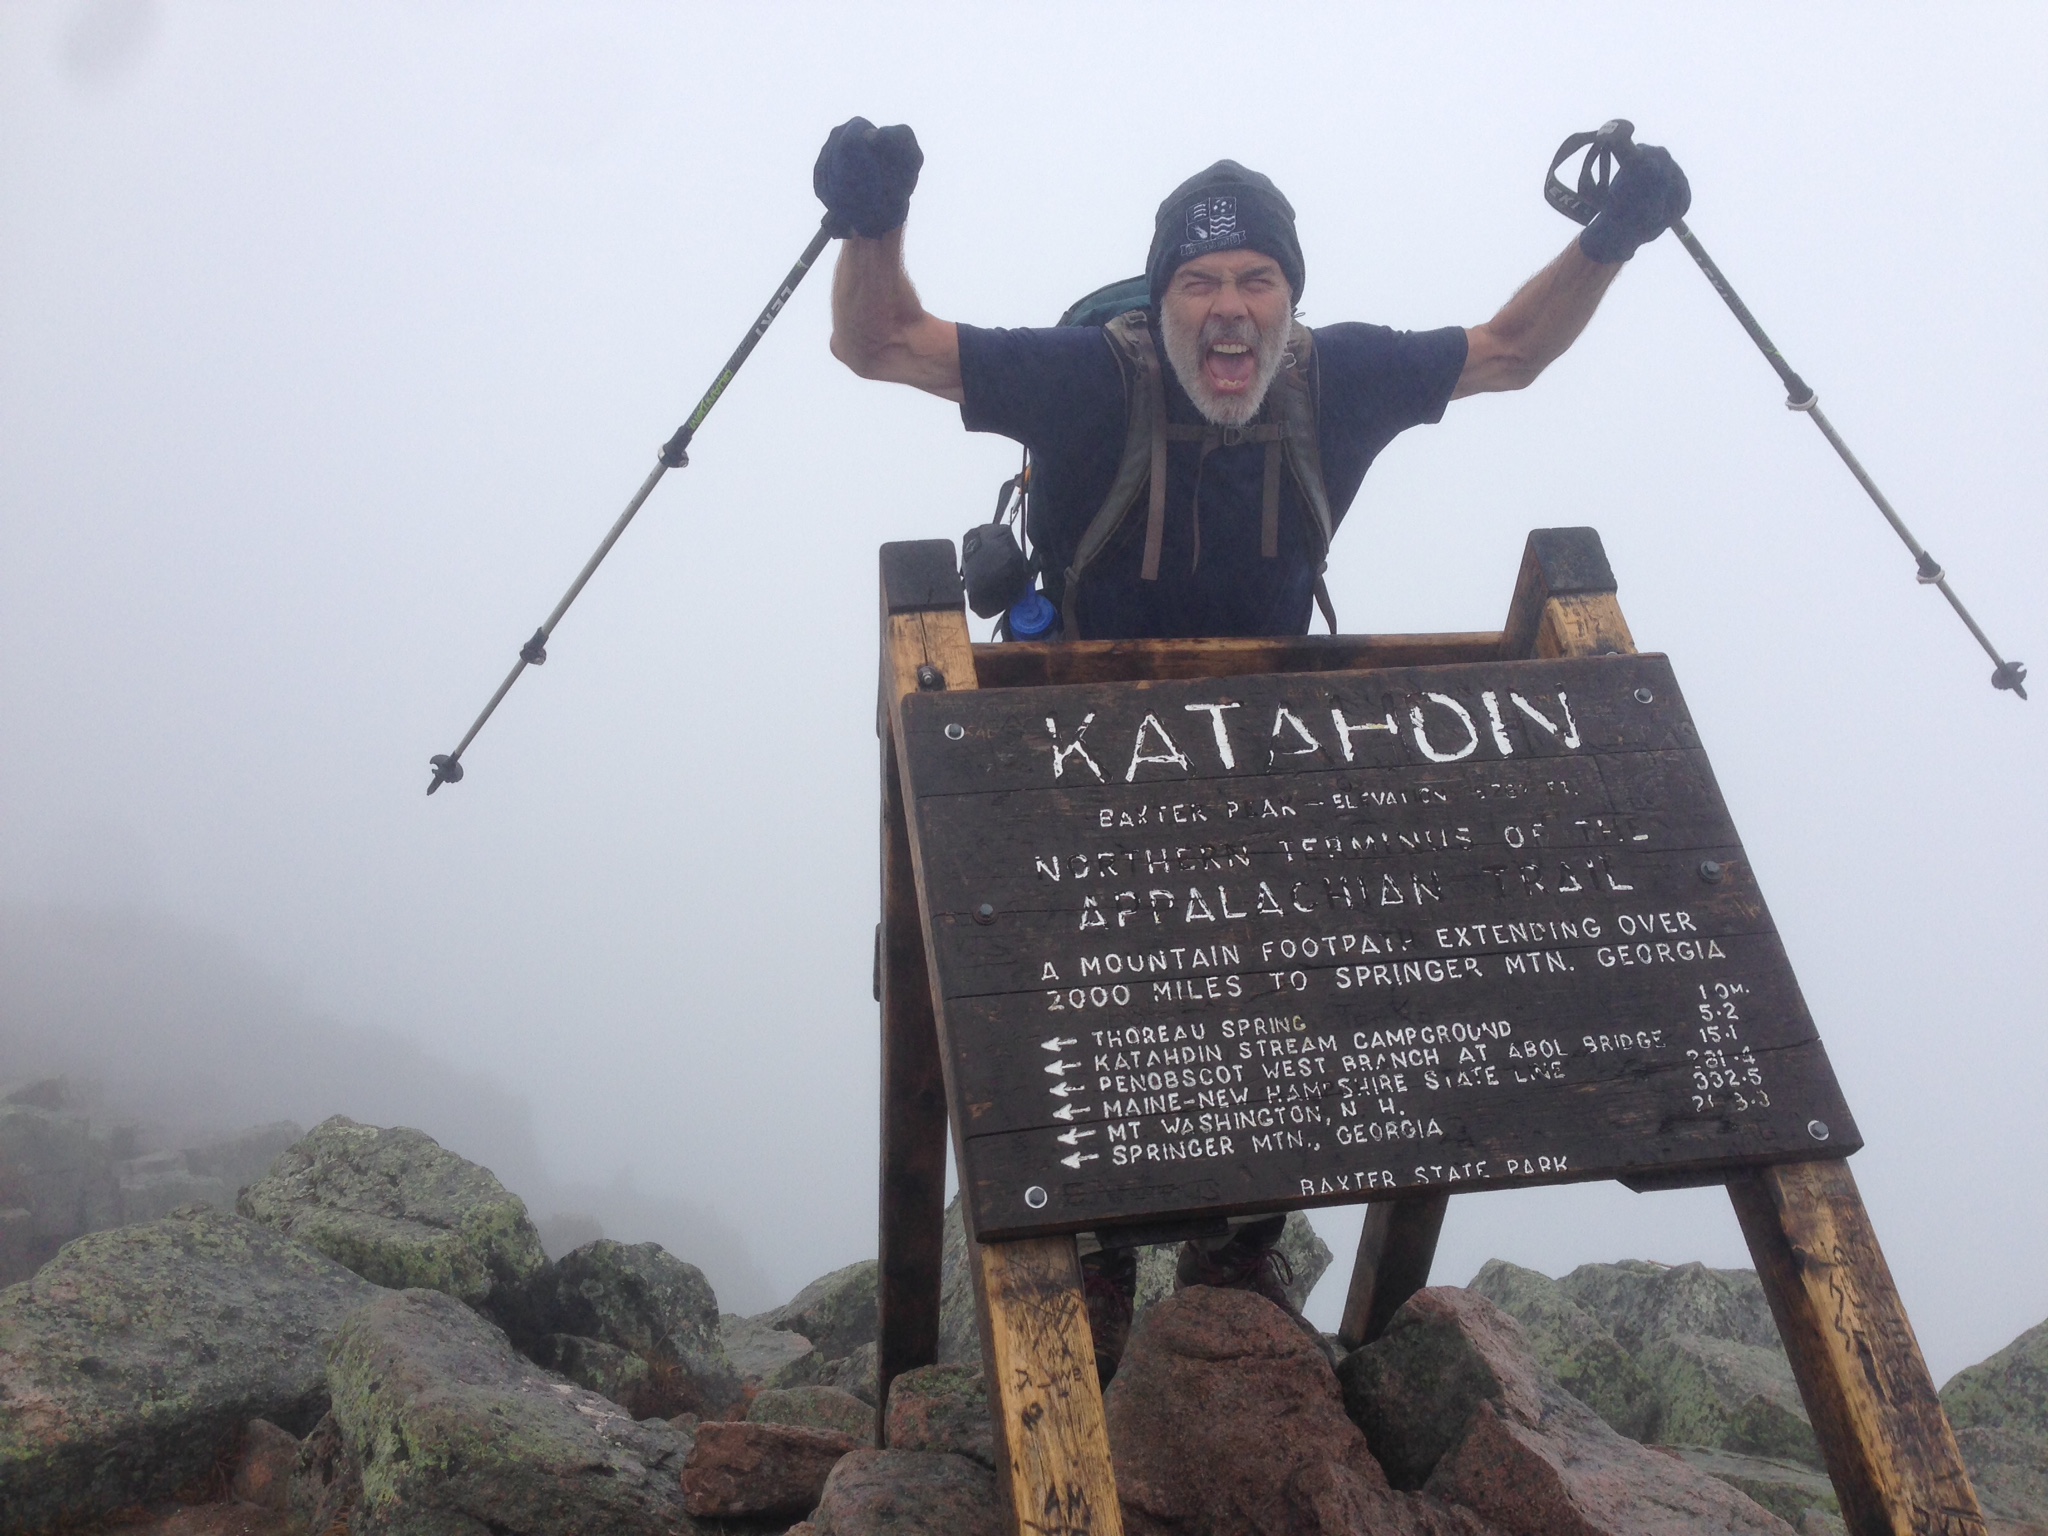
[1429,1398,1797,1535]
[79,1504,300,1536]
[1107,1285,1500,1536]
[808,1447,1005,1536]
[883,1363,993,1466]
[1346,1285,1795,1535]
[228,1419,298,1512]
[1338,1284,1547,1487]
[681,1418,859,1520]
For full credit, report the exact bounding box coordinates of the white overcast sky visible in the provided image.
[2,3,2042,1378]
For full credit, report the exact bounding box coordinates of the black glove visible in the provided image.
[814,117,923,239]
[1579,144,1690,263]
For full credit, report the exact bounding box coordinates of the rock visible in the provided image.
[819,1339,879,1405]
[751,1384,877,1441]
[1952,1426,2048,1536]
[1338,1285,1546,1488]
[0,1207,379,1532]
[546,1238,740,1414]
[1469,1259,1658,1441]
[236,1116,546,1332]
[1944,1317,2048,1438]
[324,1286,696,1534]
[724,1308,820,1388]
[527,1331,655,1416]
[1635,1332,1820,1466]
[884,1364,991,1466]
[936,1198,980,1366]
[1557,1259,1783,1354]
[0,1098,120,1285]
[1655,1445,1841,1530]
[229,1418,300,1511]
[1428,1399,1796,1536]
[1273,1211,1336,1313]
[1345,1285,1795,1534]
[682,1419,858,1519]
[1942,1316,2048,1532]
[808,1447,1006,1536]
[74,1504,301,1535]
[773,1258,879,1361]
[1109,1285,1493,1535]
[287,1410,361,1534]
[1470,1259,1812,1460]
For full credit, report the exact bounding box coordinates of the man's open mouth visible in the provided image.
[1204,341,1256,392]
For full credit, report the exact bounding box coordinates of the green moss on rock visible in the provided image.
[236,1116,545,1329]
[326,1287,696,1534]
[0,1206,378,1532]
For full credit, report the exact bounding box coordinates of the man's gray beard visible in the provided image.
[1161,306,1293,427]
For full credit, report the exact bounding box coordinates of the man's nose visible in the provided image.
[1212,277,1250,316]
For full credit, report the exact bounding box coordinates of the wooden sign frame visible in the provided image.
[874,527,1985,1536]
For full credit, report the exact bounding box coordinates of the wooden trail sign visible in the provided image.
[873,528,1986,1536]
[899,653,1857,1240]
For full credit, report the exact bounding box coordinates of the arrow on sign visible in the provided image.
[1040,1036,1078,1052]
[1056,1128,1096,1146]
[1047,1082,1081,1098]
[1060,1151,1100,1170]
[1043,1060,1079,1077]
[1051,1103,1092,1122]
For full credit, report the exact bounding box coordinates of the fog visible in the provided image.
[1,4,2041,1379]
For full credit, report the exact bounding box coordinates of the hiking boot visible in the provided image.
[1080,1244,1137,1387]
[1173,1213,1312,1317]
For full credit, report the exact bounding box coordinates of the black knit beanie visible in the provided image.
[1146,160,1304,307]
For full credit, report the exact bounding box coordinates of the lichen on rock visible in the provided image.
[236,1115,546,1331]
[0,1206,378,1532]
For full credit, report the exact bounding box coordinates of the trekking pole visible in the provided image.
[1547,121,2027,701]
[425,216,837,793]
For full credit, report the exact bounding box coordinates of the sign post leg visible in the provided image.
[876,718,948,1424]
[879,541,1124,1536]
[1728,1160,1986,1536]
[1337,1196,1450,1348]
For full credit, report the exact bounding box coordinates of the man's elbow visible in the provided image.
[830,329,881,379]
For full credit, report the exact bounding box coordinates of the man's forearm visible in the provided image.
[1454,243,1621,397]
[828,228,962,397]
[831,229,916,372]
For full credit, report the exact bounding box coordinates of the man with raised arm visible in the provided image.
[820,119,1689,1375]
[818,118,1688,644]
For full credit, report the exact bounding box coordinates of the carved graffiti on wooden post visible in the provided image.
[898,654,1858,1241]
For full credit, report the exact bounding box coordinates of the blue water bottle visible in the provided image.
[1007,588,1058,641]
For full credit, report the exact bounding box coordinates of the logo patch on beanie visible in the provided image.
[1179,194,1247,261]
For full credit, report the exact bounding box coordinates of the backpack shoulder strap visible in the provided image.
[1270,322,1340,633]
[1062,310,1163,639]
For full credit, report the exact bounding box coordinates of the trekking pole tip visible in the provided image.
[1991,661,2028,700]
[427,753,465,795]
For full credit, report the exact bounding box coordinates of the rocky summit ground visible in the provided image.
[1,1086,2042,1535]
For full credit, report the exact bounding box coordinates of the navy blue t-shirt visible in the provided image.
[958,320,1467,638]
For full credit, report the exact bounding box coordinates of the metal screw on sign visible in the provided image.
[916,664,946,692]
[1024,1186,1048,1209]
[944,723,965,740]
[1808,1120,1831,1141]
[973,903,998,926]
[1699,860,1725,883]
[1633,687,1655,704]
